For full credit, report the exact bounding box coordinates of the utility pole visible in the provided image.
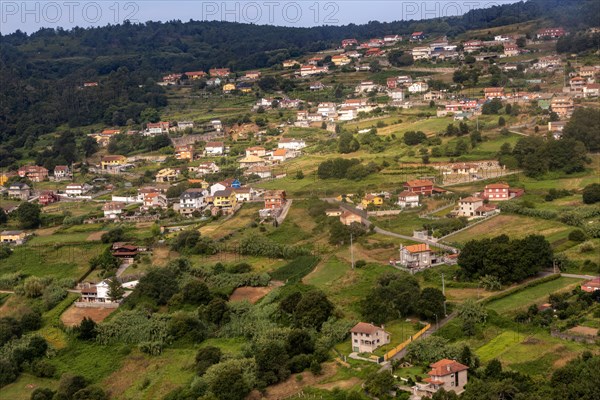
[350,233,354,269]
[442,273,447,316]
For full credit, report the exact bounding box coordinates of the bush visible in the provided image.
[568,229,587,242]
[582,183,600,204]
[31,359,56,378]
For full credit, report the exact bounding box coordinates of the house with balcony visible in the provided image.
[213,189,237,209]
[53,165,71,181]
[179,188,208,216]
[397,191,420,208]
[413,359,469,397]
[18,165,48,182]
[350,322,390,353]
[263,190,286,210]
[403,179,434,196]
[399,244,435,268]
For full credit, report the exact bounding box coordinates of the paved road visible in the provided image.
[561,273,598,280]
[330,200,459,253]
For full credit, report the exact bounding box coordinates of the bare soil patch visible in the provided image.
[86,231,105,241]
[36,227,61,236]
[60,304,116,327]
[229,286,275,304]
[262,362,339,400]
[568,325,598,336]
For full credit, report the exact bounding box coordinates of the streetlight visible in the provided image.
[434,313,439,330]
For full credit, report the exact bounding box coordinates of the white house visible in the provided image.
[317,102,337,116]
[408,82,429,93]
[278,138,306,151]
[102,202,125,219]
[399,243,433,268]
[397,191,420,208]
[356,81,379,93]
[65,183,91,197]
[179,188,208,216]
[191,162,220,176]
[338,106,359,121]
[390,89,405,101]
[142,193,168,210]
[79,280,127,303]
[412,47,431,60]
[350,322,391,353]
[205,141,225,155]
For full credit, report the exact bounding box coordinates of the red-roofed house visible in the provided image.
[581,277,600,293]
[340,211,362,226]
[209,68,231,77]
[537,27,566,39]
[350,322,390,353]
[484,87,505,99]
[39,190,59,206]
[411,31,426,41]
[483,183,510,200]
[403,179,434,196]
[341,38,358,48]
[18,166,48,182]
[399,244,433,268]
[185,71,207,80]
[413,359,469,396]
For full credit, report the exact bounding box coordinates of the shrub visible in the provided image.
[31,359,56,378]
[568,229,587,242]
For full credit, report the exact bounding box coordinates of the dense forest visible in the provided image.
[0,0,598,150]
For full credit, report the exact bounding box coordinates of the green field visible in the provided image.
[485,277,584,314]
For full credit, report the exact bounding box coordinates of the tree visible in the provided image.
[182,280,211,305]
[364,372,394,398]
[133,267,179,305]
[457,299,487,336]
[100,227,127,243]
[582,183,600,204]
[140,108,160,123]
[55,373,88,400]
[30,388,55,400]
[338,132,360,153]
[203,359,256,400]
[293,290,334,331]
[203,298,230,325]
[295,170,304,180]
[404,131,427,145]
[562,108,600,151]
[258,76,278,91]
[89,248,119,272]
[0,208,7,225]
[82,136,99,157]
[388,50,414,67]
[195,346,222,376]
[361,272,421,324]
[72,386,108,400]
[77,317,97,340]
[417,288,446,321]
[458,345,480,370]
[482,98,503,115]
[432,388,459,400]
[254,339,290,385]
[107,278,124,302]
[16,202,41,229]
[498,116,506,127]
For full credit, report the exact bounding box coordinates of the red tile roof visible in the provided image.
[428,359,469,377]
[350,322,382,335]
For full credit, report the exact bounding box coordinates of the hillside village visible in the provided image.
[0,4,599,400]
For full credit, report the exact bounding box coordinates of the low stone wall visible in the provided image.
[367,209,403,216]
[74,302,119,309]
[551,330,598,344]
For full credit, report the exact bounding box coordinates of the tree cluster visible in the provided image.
[458,234,553,283]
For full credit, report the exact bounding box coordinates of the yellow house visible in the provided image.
[361,194,384,209]
[0,173,9,186]
[213,188,237,208]
[0,230,27,244]
[100,155,127,170]
[223,83,236,92]
[155,168,180,183]
[332,55,351,66]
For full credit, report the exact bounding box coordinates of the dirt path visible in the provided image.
[261,362,340,400]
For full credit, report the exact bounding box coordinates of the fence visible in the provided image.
[383,324,431,361]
